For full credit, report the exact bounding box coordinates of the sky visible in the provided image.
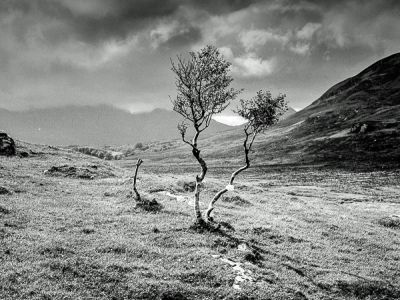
[0,0,399,124]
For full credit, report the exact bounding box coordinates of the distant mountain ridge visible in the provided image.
[0,106,233,146]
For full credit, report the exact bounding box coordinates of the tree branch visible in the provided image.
[133,158,143,201]
[205,129,252,221]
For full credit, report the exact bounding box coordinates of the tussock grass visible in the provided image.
[1,143,399,299]
[377,216,400,229]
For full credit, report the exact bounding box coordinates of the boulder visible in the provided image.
[0,132,16,156]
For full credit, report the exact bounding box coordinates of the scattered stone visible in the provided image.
[219,256,256,290]
[220,258,237,266]
[0,132,16,156]
[238,243,250,252]
[152,227,160,233]
[232,283,241,290]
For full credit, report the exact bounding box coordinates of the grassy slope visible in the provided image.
[123,54,400,169]
[1,142,400,299]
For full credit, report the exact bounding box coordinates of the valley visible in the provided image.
[1,143,399,299]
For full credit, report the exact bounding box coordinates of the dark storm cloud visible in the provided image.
[0,0,179,44]
[0,0,399,112]
[0,0,261,45]
[190,0,260,15]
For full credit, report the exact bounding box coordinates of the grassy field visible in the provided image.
[1,143,400,299]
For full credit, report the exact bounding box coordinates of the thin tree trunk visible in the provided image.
[192,147,207,223]
[205,162,249,221]
[133,158,143,201]
[206,131,254,221]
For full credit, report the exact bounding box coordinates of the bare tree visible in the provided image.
[133,158,143,201]
[206,90,287,222]
[171,45,241,225]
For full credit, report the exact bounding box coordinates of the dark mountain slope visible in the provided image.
[135,53,400,169]
[283,52,400,134]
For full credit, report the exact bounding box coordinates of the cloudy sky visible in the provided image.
[0,0,399,119]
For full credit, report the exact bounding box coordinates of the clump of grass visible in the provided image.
[159,291,188,300]
[222,195,251,206]
[136,198,163,212]
[242,250,263,264]
[249,227,271,235]
[0,206,10,215]
[96,245,128,254]
[188,219,223,233]
[219,221,235,231]
[377,216,400,229]
[0,186,11,195]
[81,227,95,234]
[336,280,400,299]
[174,179,196,193]
[211,237,239,254]
[39,246,75,258]
[44,164,115,179]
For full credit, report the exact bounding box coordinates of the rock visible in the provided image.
[238,243,250,252]
[359,123,368,133]
[0,132,16,156]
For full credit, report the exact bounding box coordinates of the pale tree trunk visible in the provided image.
[133,158,143,201]
[179,124,209,225]
[206,131,256,222]
[192,147,207,224]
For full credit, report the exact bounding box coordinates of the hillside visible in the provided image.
[1,141,400,299]
[129,53,400,169]
[283,52,400,132]
[0,106,233,146]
